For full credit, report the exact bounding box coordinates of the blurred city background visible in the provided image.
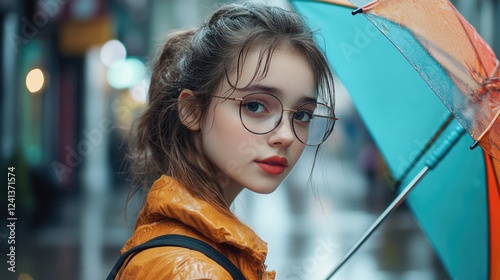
[0,0,498,279]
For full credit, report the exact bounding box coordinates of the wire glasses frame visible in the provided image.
[213,92,338,146]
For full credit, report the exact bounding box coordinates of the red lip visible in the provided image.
[255,156,289,175]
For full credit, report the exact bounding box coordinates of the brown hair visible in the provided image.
[128,3,335,218]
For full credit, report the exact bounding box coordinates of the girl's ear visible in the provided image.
[178,89,201,131]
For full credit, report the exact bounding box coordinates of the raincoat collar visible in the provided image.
[134,175,269,264]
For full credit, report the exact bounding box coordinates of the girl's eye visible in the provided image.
[243,101,266,114]
[294,110,313,123]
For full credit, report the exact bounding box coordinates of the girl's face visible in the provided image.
[200,46,316,199]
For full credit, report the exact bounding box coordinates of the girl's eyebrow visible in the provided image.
[242,84,284,96]
[241,84,317,104]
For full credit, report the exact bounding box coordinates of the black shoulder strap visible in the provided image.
[106,234,246,280]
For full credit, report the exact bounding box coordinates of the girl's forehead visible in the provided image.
[221,45,316,102]
[228,45,313,89]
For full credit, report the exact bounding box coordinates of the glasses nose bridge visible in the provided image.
[275,107,297,133]
[282,107,297,120]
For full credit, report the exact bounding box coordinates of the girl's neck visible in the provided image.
[222,183,245,205]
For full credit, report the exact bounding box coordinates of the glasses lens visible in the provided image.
[292,102,335,146]
[239,93,283,134]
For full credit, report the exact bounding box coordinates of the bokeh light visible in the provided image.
[107,57,146,89]
[25,68,45,94]
[129,79,148,104]
[100,39,127,67]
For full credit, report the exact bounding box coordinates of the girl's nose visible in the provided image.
[268,112,296,147]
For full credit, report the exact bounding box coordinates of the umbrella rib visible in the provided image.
[452,6,489,80]
[351,0,379,15]
[324,166,430,279]
[393,113,454,189]
[312,0,356,8]
[470,108,500,150]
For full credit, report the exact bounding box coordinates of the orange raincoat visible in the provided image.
[116,175,276,279]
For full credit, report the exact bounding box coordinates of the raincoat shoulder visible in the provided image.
[115,175,276,280]
[116,241,233,279]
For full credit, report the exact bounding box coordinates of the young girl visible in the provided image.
[112,3,336,279]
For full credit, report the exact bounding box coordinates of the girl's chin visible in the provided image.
[245,183,281,195]
[222,170,289,195]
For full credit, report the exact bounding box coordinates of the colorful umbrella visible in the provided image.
[348,0,500,160]
[291,0,500,279]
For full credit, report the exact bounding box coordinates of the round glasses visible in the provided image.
[213,92,337,146]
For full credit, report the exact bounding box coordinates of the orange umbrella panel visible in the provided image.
[485,154,500,280]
